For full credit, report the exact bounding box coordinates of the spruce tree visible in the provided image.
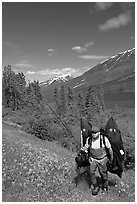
[54,87,61,116]
[60,85,66,116]
[85,85,101,122]
[2,65,17,110]
[15,72,26,109]
[77,93,85,117]
[67,86,73,106]
[99,84,106,112]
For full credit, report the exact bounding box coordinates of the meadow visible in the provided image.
[2,104,135,201]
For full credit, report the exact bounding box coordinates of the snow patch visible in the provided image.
[40,74,72,86]
[100,58,109,64]
[73,82,85,89]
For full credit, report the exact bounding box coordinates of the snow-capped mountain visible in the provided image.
[100,48,135,65]
[41,48,135,102]
[40,74,73,87]
[65,48,135,90]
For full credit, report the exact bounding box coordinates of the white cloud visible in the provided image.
[72,41,94,53]
[95,2,114,11]
[78,55,109,60]
[3,41,18,49]
[36,67,81,78]
[14,60,34,69]
[38,69,61,76]
[27,71,35,74]
[15,63,34,68]
[72,46,87,53]
[26,67,95,81]
[3,41,22,55]
[48,48,55,52]
[99,11,132,31]
[47,48,56,56]
[84,41,94,48]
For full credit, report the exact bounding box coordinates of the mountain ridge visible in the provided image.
[40,48,135,104]
[40,74,73,87]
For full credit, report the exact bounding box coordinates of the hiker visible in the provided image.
[81,126,113,195]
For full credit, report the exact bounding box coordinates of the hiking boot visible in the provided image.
[102,186,108,192]
[92,183,99,196]
[102,180,108,191]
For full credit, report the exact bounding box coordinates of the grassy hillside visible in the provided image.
[2,117,135,202]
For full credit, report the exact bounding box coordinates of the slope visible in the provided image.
[40,48,135,103]
[2,121,135,202]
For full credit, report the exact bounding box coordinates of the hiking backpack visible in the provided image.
[75,118,92,168]
[80,117,92,148]
[104,117,125,178]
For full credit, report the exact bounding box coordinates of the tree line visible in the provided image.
[2,65,106,127]
[2,65,42,111]
[53,82,106,125]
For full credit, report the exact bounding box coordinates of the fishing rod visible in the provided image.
[43,98,76,138]
[25,78,79,138]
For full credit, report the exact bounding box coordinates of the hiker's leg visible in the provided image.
[89,158,97,185]
[98,157,108,190]
[89,158,99,195]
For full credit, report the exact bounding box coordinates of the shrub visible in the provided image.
[26,116,54,141]
[124,149,135,170]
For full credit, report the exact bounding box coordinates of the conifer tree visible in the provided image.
[85,85,92,109]
[15,72,26,109]
[54,87,61,116]
[77,93,85,117]
[67,86,73,107]
[85,85,101,121]
[2,65,17,110]
[99,84,106,112]
[34,80,43,103]
[60,85,66,116]
[25,81,42,107]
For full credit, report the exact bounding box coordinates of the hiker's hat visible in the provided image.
[92,126,100,133]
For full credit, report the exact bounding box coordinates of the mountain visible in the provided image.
[41,48,135,106]
[40,74,73,87]
[66,48,135,90]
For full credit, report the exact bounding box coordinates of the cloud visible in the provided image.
[27,71,36,74]
[95,2,114,11]
[72,41,94,53]
[99,11,132,31]
[84,41,94,48]
[48,48,55,52]
[121,2,135,11]
[47,48,56,56]
[3,41,22,55]
[38,69,61,76]
[78,55,109,60]
[14,60,34,69]
[3,41,18,49]
[72,46,87,53]
[36,67,81,78]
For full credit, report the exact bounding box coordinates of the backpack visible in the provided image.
[104,117,125,178]
[80,117,92,147]
[75,118,92,170]
[75,150,90,168]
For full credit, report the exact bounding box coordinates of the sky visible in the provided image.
[2,1,135,82]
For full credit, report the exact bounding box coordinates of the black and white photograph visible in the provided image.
[2,1,135,202]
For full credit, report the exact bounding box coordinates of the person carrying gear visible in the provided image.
[81,126,113,196]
